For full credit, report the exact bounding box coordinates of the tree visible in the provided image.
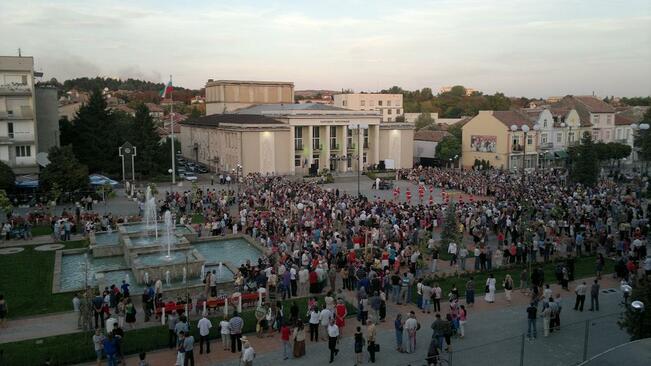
[440,202,461,246]
[0,190,13,217]
[448,86,467,97]
[66,88,122,174]
[485,92,511,111]
[132,103,164,176]
[0,161,15,192]
[435,135,461,164]
[634,108,651,163]
[40,146,89,195]
[568,132,600,186]
[415,112,434,130]
[619,279,651,340]
[190,106,202,118]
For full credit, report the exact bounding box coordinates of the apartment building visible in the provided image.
[333,93,403,123]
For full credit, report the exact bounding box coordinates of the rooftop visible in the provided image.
[414,130,450,142]
[180,114,283,127]
[205,79,294,87]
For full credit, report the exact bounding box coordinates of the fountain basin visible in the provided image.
[131,249,205,285]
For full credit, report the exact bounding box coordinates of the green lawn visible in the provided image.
[0,295,357,365]
[31,225,53,236]
[0,239,88,318]
[420,254,612,300]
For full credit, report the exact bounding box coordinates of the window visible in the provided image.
[604,131,610,141]
[347,128,353,148]
[592,131,599,141]
[312,153,319,167]
[387,117,392,122]
[330,126,337,149]
[527,135,533,145]
[342,100,347,107]
[592,115,599,124]
[387,100,392,107]
[541,133,548,144]
[616,129,622,140]
[361,100,366,106]
[294,154,301,167]
[15,145,31,157]
[363,152,367,164]
[7,122,14,139]
[378,100,383,106]
[294,126,303,150]
[568,132,575,143]
[607,115,613,124]
[347,155,352,168]
[21,75,28,85]
[543,119,548,128]
[556,133,562,143]
[312,127,320,150]
[363,128,369,148]
[388,109,392,115]
[396,108,401,114]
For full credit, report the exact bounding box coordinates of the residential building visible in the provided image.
[413,130,450,165]
[333,93,403,123]
[180,102,413,175]
[554,96,615,142]
[461,110,540,170]
[145,102,165,120]
[204,80,294,115]
[0,56,38,173]
[58,101,82,120]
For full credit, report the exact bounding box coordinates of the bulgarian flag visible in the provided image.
[160,76,173,98]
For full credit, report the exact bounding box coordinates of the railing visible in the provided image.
[0,108,34,119]
[512,144,524,152]
[0,84,31,95]
[540,142,553,150]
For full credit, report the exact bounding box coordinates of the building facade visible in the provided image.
[0,56,39,174]
[180,103,414,175]
[204,80,294,115]
[333,93,403,123]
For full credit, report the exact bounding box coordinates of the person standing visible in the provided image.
[354,326,365,366]
[182,329,195,366]
[292,320,306,358]
[92,328,104,366]
[541,303,552,337]
[431,313,445,350]
[465,277,475,307]
[241,339,256,366]
[458,305,467,338]
[197,312,212,354]
[484,273,496,303]
[308,305,321,342]
[281,323,292,360]
[319,304,333,341]
[574,282,587,312]
[404,311,419,354]
[102,333,118,366]
[503,274,514,304]
[229,311,244,353]
[526,302,537,340]
[327,318,340,363]
[219,317,231,350]
[394,313,404,353]
[367,318,377,363]
[589,280,600,311]
[432,283,442,312]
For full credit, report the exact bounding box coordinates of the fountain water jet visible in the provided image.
[144,186,158,240]
[144,272,149,285]
[182,267,187,284]
[162,210,174,259]
[218,262,224,282]
[165,270,171,287]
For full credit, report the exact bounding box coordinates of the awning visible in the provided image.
[543,152,555,160]
[554,150,569,159]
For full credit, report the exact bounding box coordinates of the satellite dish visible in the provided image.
[36,152,50,167]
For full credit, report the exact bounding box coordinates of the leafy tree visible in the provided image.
[568,132,599,186]
[634,108,651,163]
[619,279,651,340]
[0,161,15,192]
[440,202,461,246]
[40,146,89,194]
[447,85,467,97]
[132,103,164,176]
[485,92,511,111]
[0,190,13,217]
[190,106,202,119]
[415,112,434,130]
[435,135,461,164]
[65,88,122,174]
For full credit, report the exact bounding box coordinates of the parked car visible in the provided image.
[183,172,198,181]
[196,165,209,173]
[372,179,394,190]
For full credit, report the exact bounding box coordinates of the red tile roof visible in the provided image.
[615,114,634,126]
[491,110,532,128]
[413,130,450,142]
[574,96,615,113]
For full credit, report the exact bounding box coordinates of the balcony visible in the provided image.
[0,107,34,120]
[330,143,340,151]
[511,144,524,153]
[0,84,31,96]
[539,142,553,150]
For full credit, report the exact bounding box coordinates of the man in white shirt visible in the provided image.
[448,242,458,266]
[319,305,333,341]
[198,312,213,354]
[327,318,340,363]
[219,317,231,351]
[404,311,419,354]
[241,340,255,366]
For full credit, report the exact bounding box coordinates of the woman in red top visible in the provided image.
[335,298,347,329]
[309,270,318,294]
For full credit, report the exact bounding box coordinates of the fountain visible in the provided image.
[144,272,149,285]
[165,270,171,287]
[218,262,224,281]
[182,267,187,284]
[144,186,158,240]
[162,210,174,260]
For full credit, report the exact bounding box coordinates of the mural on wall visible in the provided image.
[470,135,497,153]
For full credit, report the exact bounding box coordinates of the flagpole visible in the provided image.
[170,75,176,185]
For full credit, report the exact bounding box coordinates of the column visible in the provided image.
[373,125,380,166]
[289,125,296,175]
[341,125,348,172]
[307,125,314,168]
[324,125,330,171]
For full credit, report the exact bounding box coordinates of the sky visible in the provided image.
[0,0,649,97]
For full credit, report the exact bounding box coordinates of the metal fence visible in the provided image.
[398,312,625,366]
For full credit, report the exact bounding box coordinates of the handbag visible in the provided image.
[485,285,489,292]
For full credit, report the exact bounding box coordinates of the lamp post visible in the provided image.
[631,123,650,173]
